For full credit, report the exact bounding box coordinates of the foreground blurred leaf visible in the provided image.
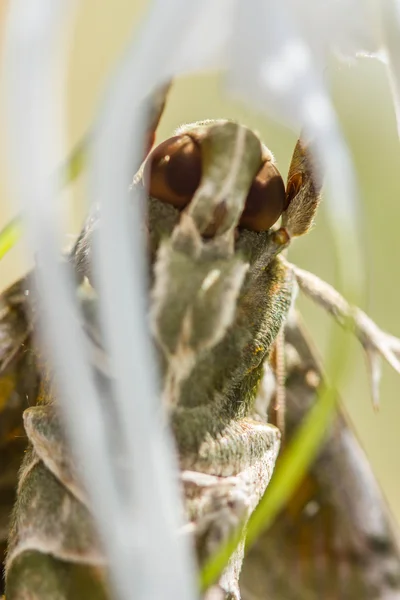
[0,217,23,262]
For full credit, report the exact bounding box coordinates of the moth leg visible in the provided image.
[268,328,286,436]
[287,260,400,407]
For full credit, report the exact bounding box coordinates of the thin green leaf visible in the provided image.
[0,216,23,261]
[61,136,87,185]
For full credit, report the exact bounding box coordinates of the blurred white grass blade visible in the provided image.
[228,0,365,302]
[287,0,380,62]
[163,0,380,80]
[2,2,148,600]
[89,2,204,599]
[168,0,236,73]
[380,0,400,140]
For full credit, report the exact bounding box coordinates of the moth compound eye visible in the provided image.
[142,135,202,209]
[239,161,286,231]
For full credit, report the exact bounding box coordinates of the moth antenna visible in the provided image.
[282,138,323,237]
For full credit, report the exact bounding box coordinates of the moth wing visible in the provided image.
[0,276,40,590]
[241,310,400,600]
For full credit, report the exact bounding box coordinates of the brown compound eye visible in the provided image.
[239,160,286,231]
[142,135,202,209]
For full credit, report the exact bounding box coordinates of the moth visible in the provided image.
[1,85,400,600]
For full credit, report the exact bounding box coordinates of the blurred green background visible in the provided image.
[0,1,399,524]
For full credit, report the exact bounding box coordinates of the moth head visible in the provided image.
[142,121,287,239]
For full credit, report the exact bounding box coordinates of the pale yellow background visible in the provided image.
[1,1,400,523]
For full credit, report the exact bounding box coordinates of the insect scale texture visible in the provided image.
[1,87,400,599]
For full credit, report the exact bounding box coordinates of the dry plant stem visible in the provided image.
[286,260,400,407]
